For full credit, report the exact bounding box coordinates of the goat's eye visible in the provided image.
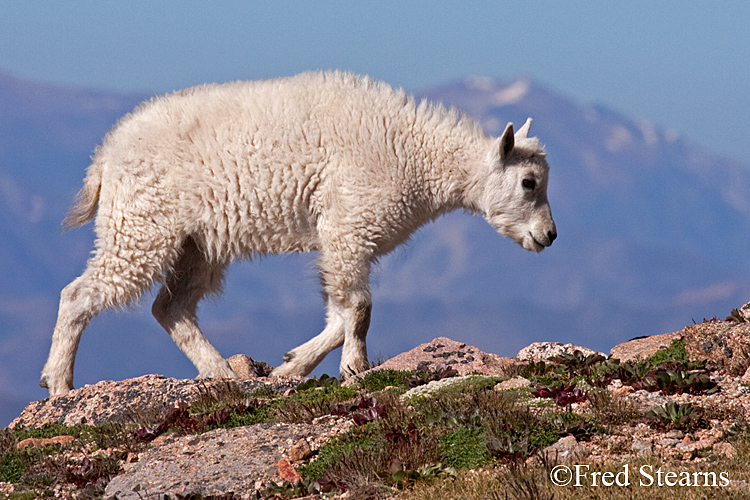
[522,179,536,190]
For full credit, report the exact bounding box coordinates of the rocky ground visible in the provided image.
[3,305,750,499]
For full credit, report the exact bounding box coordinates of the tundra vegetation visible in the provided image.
[4,332,750,499]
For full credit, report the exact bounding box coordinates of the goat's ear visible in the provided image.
[499,122,515,160]
[516,117,532,139]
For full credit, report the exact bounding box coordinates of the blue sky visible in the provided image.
[2,2,749,166]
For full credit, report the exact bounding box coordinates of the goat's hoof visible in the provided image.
[40,375,74,395]
[270,362,302,378]
[197,366,240,380]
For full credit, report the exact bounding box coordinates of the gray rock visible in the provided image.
[538,435,590,463]
[631,439,653,455]
[105,421,341,500]
[656,438,680,448]
[665,430,684,439]
[625,390,671,413]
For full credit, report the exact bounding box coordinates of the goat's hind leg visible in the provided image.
[40,274,103,395]
[41,251,150,395]
[152,237,238,380]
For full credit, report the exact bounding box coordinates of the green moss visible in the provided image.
[298,431,383,481]
[356,369,413,392]
[528,422,561,451]
[4,492,39,500]
[224,404,274,428]
[525,373,563,388]
[273,384,357,423]
[0,452,23,483]
[8,423,76,442]
[526,420,560,450]
[445,375,501,393]
[294,383,356,403]
[646,338,689,367]
[438,427,491,470]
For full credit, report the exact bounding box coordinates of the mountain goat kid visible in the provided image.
[40,71,556,395]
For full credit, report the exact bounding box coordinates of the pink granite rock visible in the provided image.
[681,321,750,367]
[355,337,515,380]
[227,354,274,378]
[609,332,682,362]
[10,374,301,429]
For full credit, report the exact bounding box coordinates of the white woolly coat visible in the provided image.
[87,72,484,267]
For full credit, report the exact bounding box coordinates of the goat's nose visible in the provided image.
[547,230,557,244]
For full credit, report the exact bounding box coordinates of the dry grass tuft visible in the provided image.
[587,388,643,426]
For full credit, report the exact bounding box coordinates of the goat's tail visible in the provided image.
[61,162,102,231]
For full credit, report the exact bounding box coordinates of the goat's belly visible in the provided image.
[192,206,321,259]
[237,223,321,255]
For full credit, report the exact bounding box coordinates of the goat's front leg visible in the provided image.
[272,240,372,379]
[271,297,347,377]
[338,300,371,379]
[271,294,371,379]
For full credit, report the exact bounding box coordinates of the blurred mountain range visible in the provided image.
[1,71,749,426]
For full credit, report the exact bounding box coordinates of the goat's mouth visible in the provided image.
[524,231,555,253]
[487,214,556,253]
[524,234,546,253]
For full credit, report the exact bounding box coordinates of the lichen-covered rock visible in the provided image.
[10,374,302,429]
[7,333,750,499]
[400,375,491,401]
[518,341,605,362]
[353,337,514,381]
[681,322,750,368]
[741,302,750,322]
[610,321,750,367]
[105,421,344,500]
